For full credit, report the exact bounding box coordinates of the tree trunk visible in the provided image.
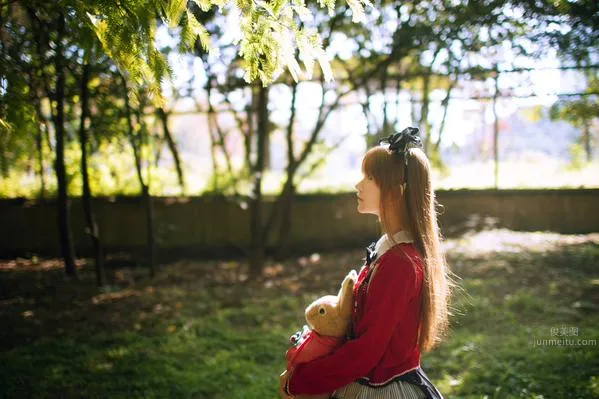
[205,78,219,191]
[256,87,271,171]
[143,184,156,278]
[361,83,376,146]
[153,131,165,166]
[207,78,235,182]
[157,108,185,194]
[274,82,298,260]
[381,66,391,137]
[434,83,454,154]
[583,120,592,162]
[53,13,77,277]
[122,75,156,278]
[410,94,418,129]
[244,99,253,172]
[268,80,340,260]
[274,182,295,260]
[34,98,46,199]
[263,124,271,171]
[0,140,7,178]
[420,73,431,154]
[248,85,269,279]
[26,66,47,199]
[493,68,500,188]
[432,82,455,167]
[140,116,157,278]
[79,60,106,287]
[41,108,53,154]
[393,76,402,128]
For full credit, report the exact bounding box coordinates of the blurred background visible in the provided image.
[1,0,598,398]
[1,0,598,199]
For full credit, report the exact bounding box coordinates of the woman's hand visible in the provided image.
[279,369,294,399]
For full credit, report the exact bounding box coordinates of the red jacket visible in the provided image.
[288,243,424,395]
[286,329,345,369]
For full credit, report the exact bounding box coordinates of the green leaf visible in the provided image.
[191,0,213,12]
[270,0,288,16]
[185,10,214,53]
[291,5,312,21]
[316,53,333,83]
[346,0,368,23]
[167,0,187,28]
[0,118,12,135]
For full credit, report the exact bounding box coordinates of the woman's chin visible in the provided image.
[357,206,379,216]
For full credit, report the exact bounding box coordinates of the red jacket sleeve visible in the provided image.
[288,252,419,395]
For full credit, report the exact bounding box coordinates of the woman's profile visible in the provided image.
[279,127,452,399]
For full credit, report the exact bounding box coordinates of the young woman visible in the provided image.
[279,127,451,399]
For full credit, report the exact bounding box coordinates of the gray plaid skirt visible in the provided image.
[332,380,426,398]
[331,367,443,399]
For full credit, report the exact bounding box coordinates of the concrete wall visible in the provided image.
[1,189,598,258]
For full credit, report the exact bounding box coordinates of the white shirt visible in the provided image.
[374,230,414,259]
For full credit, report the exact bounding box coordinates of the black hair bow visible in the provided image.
[380,127,423,166]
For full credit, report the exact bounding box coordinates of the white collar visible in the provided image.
[374,230,414,258]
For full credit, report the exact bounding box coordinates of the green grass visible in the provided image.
[1,230,598,398]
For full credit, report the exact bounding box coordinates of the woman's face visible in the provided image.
[355,173,380,215]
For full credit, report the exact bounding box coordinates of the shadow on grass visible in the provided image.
[0,230,598,398]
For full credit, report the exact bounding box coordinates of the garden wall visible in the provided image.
[1,189,598,258]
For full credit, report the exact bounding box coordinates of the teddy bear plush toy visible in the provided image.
[285,270,357,399]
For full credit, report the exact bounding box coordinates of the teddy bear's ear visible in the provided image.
[338,270,357,316]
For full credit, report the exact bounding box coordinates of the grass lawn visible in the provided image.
[1,229,598,398]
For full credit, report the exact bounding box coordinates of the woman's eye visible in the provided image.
[319,308,325,315]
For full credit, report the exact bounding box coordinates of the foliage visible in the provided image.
[515,0,599,64]
[83,0,172,107]
[550,73,599,165]
[550,75,599,129]
[0,231,598,397]
[85,0,371,92]
[1,0,598,200]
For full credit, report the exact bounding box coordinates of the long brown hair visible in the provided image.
[362,145,452,352]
